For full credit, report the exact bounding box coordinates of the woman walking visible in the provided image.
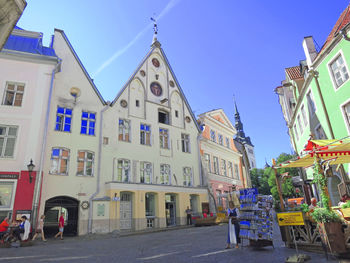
[226,201,240,249]
[32,215,46,241]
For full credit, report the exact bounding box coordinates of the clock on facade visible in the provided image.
[150,82,162,96]
[152,58,160,68]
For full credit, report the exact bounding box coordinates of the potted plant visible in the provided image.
[341,200,350,221]
[311,157,347,254]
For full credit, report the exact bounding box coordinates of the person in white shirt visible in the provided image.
[21,216,31,241]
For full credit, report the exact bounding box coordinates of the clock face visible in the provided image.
[152,58,160,68]
[150,82,162,96]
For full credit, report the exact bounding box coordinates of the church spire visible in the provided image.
[151,16,161,48]
[233,97,253,146]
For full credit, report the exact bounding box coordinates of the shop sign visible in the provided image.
[277,212,304,226]
[239,188,258,196]
[0,174,19,179]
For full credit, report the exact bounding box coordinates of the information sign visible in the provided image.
[277,212,304,226]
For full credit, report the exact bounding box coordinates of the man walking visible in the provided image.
[185,206,192,225]
[54,213,64,240]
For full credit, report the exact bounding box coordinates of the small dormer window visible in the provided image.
[159,110,169,125]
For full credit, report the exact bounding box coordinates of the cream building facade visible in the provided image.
[198,109,248,213]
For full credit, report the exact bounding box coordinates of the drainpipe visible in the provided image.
[197,134,203,186]
[32,58,62,229]
[87,103,110,233]
[309,69,349,188]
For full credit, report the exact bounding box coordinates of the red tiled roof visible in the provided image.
[285,66,303,80]
[320,4,350,53]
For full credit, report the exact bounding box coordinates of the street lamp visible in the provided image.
[27,159,35,184]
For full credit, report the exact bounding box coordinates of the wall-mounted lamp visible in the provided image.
[70,87,81,103]
[27,159,35,184]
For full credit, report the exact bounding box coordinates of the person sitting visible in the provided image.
[0,217,9,239]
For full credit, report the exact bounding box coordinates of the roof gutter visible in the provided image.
[32,57,62,229]
[88,103,110,233]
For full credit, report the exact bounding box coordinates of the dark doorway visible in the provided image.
[44,196,79,236]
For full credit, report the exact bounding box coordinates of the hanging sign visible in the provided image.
[277,212,304,226]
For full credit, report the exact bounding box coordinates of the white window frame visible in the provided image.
[213,156,219,174]
[204,153,211,173]
[327,50,350,91]
[76,151,94,176]
[117,159,130,182]
[140,161,152,184]
[210,130,216,142]
[159,128,169,149]
[140,123,151,146]
[297,114,303,134]
[293,124,299,141]
[228,161,233,178]
[340,98,350,135]
[301,104,308,127]
[181,133,190,153]
[306,90,317,116]
[183,167,193,186]
[226,137,230,148]
[218,134,223,145]
[119,119,131,142]
[0,125,18,158]
[314,124,327,140]
[0,179,17,211]
[221,159,227,176]
[2,82,25,107]
[234,164,239,179]
[81,111,96,136]
[160,164,171,185]
[49,147,70,175]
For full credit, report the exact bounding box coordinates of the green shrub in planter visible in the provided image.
[311,208,342,223]
[341,200,350,209]
[300,203,309,213]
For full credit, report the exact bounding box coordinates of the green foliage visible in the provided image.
[312,155,330,210]
[341,200,350,209]
[300,203,309,213]
[311,208,342,223]
[250,168,271,195]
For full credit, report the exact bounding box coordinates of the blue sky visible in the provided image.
[17,0,350,168]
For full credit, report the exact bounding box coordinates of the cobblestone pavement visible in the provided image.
[0,224,340,263]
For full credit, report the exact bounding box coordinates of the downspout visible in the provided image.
[88,103,109,233]
[32,58,62,229]
[197,134,203,186]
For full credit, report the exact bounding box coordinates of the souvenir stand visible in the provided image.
[239,188,274,247]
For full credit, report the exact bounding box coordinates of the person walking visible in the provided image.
[226,201,240,249]
[54,213,64,240]
[32,215,46,241]
[185,206,192,225]
[21,216,31,241]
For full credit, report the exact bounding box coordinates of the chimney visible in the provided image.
[302,36,317,68]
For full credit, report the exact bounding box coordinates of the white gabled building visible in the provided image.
[38,29,106,236]
[95,36,208,232]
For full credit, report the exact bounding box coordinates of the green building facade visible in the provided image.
[276,6,350,205]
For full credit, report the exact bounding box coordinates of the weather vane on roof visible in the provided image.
[151,16,158,35]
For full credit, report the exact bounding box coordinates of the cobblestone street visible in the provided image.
[0,224,339,263]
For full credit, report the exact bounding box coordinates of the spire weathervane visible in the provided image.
[150,15,160,47]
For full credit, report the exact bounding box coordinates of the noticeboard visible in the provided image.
[277,211,304,226]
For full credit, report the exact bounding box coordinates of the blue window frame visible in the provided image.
[81,111,96,135]
[55,107,72,132]
[210,130,216,142]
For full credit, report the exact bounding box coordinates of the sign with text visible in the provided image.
[277,212,304,226]
[0,174,19,179]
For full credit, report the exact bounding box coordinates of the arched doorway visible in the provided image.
[44,196,79,236]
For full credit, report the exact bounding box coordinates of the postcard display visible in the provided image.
[239,188,274,247]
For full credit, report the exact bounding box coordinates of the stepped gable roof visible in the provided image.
[320,4,350,53]
[3,28,56,57]
[285,66,303,80]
